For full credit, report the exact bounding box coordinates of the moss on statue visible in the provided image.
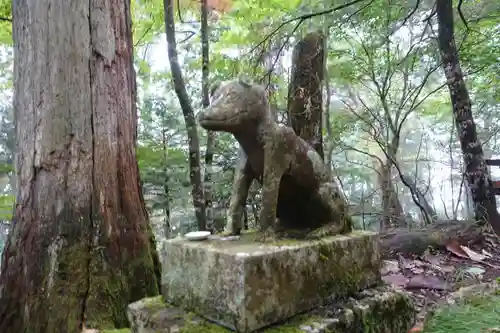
[142,295,168,313]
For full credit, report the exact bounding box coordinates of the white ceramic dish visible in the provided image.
[185,231,211,241]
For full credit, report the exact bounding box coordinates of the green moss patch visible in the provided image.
[424,295,500,333]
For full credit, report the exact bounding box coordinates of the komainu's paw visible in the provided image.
[220,228,241,237]
[343,217,353,234]
[257,229,277,243]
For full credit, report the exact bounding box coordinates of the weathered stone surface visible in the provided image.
[128,287,415,333]
[301,287,415,333]
[127,296,203,333]
[161,231,381,332]
[447,280,500,304]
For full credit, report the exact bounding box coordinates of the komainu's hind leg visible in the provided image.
[306,182,352,239]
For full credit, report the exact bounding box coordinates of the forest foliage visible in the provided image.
[0,0,498,242]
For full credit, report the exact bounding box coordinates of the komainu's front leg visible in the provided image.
[258,179,281,241]
[224,152,254,236]
[308,182,353,239]
[258,139,289,242]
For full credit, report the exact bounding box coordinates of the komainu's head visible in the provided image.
[198,77,270,132]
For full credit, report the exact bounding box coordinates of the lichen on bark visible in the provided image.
[287,31,325,159]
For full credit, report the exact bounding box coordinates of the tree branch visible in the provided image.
[251,0,370,53]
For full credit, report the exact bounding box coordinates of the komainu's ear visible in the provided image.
[210,80,221,96]
[238,74,252,88]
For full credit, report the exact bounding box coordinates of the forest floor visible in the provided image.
[381,228,500,332]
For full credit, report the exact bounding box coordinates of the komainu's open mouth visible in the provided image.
[198,116,228,131]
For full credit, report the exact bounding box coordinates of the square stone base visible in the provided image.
[161,231,381,332]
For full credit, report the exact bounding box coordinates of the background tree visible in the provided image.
[201,0,215,231]
[163,0,207,231]
[435,0,500,235]
[287,31,325,158]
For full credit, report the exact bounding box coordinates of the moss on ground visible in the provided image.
[101,329,131,333]
[423,294,500,333]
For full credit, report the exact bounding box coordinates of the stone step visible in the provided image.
[127,287,415,333]
[160,231,381,332]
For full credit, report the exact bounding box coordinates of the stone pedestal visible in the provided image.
[161,231,381,333]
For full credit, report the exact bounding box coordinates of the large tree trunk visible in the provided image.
[0,1,161,332]
[164,0,206,231]
[287,31,325,159]
[436,0,500,235]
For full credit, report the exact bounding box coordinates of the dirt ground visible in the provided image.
[381,229,500,331]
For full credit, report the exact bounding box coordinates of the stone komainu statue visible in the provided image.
[198,78,352,240]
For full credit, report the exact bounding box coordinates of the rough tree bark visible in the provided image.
[287,31,325,159]
[201,0,215,232]
[0,1,161,332]
[322,29,335,178]
[377,132,437,226]
[436,0,500,235]
[161,125,171,238]
[377,161,405,230]
[164,0,206,230]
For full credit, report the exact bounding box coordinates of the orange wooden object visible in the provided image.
[207,0,232,12]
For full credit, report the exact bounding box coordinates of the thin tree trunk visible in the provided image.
[201,0,214,232]
[161,126,171,238]
[322,27,334,178]
[287,31,325,159]
[378,162,404,230]
[0,1,160,332]
[436,0,500,235]
[163,0,206,231]
[399,174,437,222]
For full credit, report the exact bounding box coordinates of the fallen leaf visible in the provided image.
[446,239,469,259]
[382,273,409,287]
[413,260,425,267]
[482,249,493,258]
[399,255,417,269]
[460,245,486,262]
[465,266,485,276]
[422,253,444,266]
[439,265,456,273]
[406,274,449,291]
[381,260,400,275]
[412,267,425,275]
